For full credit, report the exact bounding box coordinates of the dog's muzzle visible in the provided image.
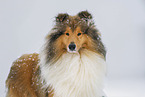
[67,42,77,53]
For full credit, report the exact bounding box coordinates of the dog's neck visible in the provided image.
[40,50,106,97]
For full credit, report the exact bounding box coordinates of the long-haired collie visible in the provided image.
[6,11,106,97]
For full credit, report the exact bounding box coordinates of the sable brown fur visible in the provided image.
[6,11,106,97]
[6,53,50,97]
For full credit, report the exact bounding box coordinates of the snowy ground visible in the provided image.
[105,78,145,97]
[2,77,145,97]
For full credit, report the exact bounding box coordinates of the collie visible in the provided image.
[6,11,106,97]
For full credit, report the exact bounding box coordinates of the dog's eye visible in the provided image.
[77,33,81,36]
[66,33,69,36]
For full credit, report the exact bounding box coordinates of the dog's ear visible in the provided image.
[78,11,92,20]
[56,13,69,22]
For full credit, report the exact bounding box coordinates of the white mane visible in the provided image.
[40,50,106,97]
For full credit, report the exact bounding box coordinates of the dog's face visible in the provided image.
[44,11,106,62]
[58,26,91,53]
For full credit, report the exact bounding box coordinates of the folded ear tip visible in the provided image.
[78,11,92,19]
[56,13,69,22]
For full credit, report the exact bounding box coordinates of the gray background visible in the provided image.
[1,0,145,97]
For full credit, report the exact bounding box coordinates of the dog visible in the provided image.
[6,11,107,97]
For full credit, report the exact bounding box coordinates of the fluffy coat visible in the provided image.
[6,11,106,97]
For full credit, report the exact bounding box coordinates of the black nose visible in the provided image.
[69,43,76,51]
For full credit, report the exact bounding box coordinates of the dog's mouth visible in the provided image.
[67,49,78,53]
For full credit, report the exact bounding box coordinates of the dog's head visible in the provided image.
[43,11,106,62]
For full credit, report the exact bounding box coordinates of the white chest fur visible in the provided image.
[40,50,106,97]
